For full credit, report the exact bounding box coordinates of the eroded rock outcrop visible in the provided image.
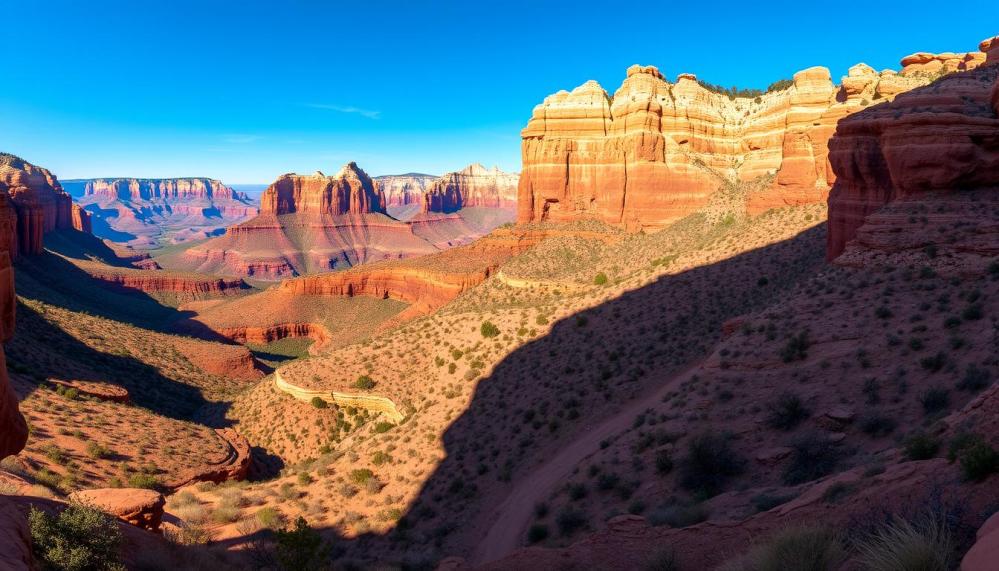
[68,488,166,533]
[518,39,995,230]
[176,163,441,279]
[166,428,251,489]
[375,173,438,207]
[423,164,519,213]
[85,267,249,296]
[827,59,999,260]
[0,249,24,460]
[0,153,88,258]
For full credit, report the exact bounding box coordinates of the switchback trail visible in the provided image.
[469,362,701,565]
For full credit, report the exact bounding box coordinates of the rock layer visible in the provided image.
[0,249,24,460]
[68,488,165,532]
[827,61,999,259]
[374,173,438,208]
[423,164,518,214]
[260,162,386,217]
[0,153,90,258]
[518,40,994,230]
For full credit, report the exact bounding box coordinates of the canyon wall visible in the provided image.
[75,177,249,202]
[375,173,438,207]
[423,163,519,214]
[260,162,387,217]
[0,201,25,460]
[518,40,993,230]
[0,153,91,258]
[827,39,999,260]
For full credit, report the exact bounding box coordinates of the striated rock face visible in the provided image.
[260,162,386,216]
[375,173,438,207]
[68,488,165,533]
[518,39,994,230]
[166,428,251,489]
[423,164,519,214]
[85,268,249,296]
[209,322,333,353]
[0,153,87,258]
[826,61,999,260]
[71,177,257,248]
[0,248,25,461]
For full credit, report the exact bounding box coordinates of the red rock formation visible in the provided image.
[166,428,251,489]
[260,162,386,216]
[826,61,999,259]
[375,173,438,207]
[85,268,248,296]
[77,177,248,202]
[71,203,91,233]
[48,379,130,404]
[0,153,87,257]
[0,249,25,461]
[68,488,165,532]
[423,164,519,214]
[210,322,333,352]
[519,39,994,230]
[963,511,999,571]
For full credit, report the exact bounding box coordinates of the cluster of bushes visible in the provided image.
[695,78,794,100]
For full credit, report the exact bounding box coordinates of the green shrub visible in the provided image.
[310,397,328,409]
[720,526,845,571]
[959,441,999,482]
[126,473,160,490]
[274,517,329,571]
[593,272,608,286]
[555,507,587,536]
[903,433,940,461]
[783,432,839,485]
[29,502,125,571]
[256,506,284,530]
[779,331,810,363]
[480,321,500,338]
[527,523,549,543]
[855,517,951,571]
[350,469,375,485]
[679,431,745,497]
[85,442,112,460]
[957,365,991,392]
[373,421,394,434]
[654,449,673,474]
[353,375,376,390]
[859,413,897,437]
[919,388,949,415]
[765,392,810,431]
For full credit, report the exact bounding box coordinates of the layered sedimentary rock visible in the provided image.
[84,267,248,296]
[70,177,257,248]
[826,57,999,260]
[518,39,994,230]
[175,163,440,279]
[0,153,89,258]
[0,249,24,460]
[423,163,519,213]
[166,428,251,488]
[375,173,438,208]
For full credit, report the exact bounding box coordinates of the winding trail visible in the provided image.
[470,362,701,565]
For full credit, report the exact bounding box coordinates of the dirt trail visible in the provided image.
[470,363,700,565]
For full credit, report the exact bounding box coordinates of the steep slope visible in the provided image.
[517,38,993,231]
[67,177,258,248]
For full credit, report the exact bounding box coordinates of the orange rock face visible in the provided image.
[826,62,999,259]
[375,173,437,208]
[423,164,518,213]
[0,249,24,461]
[0,153,87,258]
[68,488,166,532]
[73,177,248,202]
[85,268,249,296]
[519,40,994,230]
[260,162,386,217]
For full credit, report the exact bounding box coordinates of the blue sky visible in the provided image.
[3,1,996,183]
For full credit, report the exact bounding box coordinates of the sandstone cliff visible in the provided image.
[375,173,438,208]
[0,247,24,460]
[423,164,519,214]
[518,40,992,230]
[174,162,438,279]
[827,41,999,261]
[0,153,90,258]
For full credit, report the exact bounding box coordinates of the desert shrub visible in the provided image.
[958,441,999,482]
[353,375,376,390]
[645,549,680,571]
[719,526,845,571]
[126,473,160,490]
[527,523,549,543]
[957,365,991,392]
[297,472,313,486]
[904,433,940,461]
[85,442,112,459]
[920,353,948,373]
[480,321,500,338]
[779,331,810,363]
[29,502,125,571]
[783,432,839,485]
[256,507,284,530]
[310,397,328,409]
[766,392,810,431]
[350,469,374,485]
[859,412,897,437]
[856,516,951,571]
[679,431,745,497]
[593,272,608,285]
[919,388,950,415]
[373,421,394,433]
[555,507,588,536]
[274,517,329,571]
[654,449,673,474]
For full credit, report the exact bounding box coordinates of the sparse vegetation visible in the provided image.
[29,502,125,571]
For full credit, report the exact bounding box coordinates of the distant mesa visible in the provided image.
[65,177,258,249]
[422,163,518,214]
[375,172,438,218]
[517,39,993,231]
[170,162,518,280]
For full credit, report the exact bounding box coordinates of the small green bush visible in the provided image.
[310,397,328,409]
[779,331,810,363]
[783,432,839,485]
[527,523,549,543]
[766,392,810,431]
[29,502,125,571]
[959,441,999,482]
[593,272,608,286]
[555,507,588,536]
[904,433,940,461]
[350,469,375,485]
[274,517,329,571]
[480,321,500,338]
[353,375,376,390]
[679,431,745,497]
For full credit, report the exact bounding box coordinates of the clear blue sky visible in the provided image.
[3,1,996,183]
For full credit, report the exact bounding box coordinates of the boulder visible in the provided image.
[69,488,166,532]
